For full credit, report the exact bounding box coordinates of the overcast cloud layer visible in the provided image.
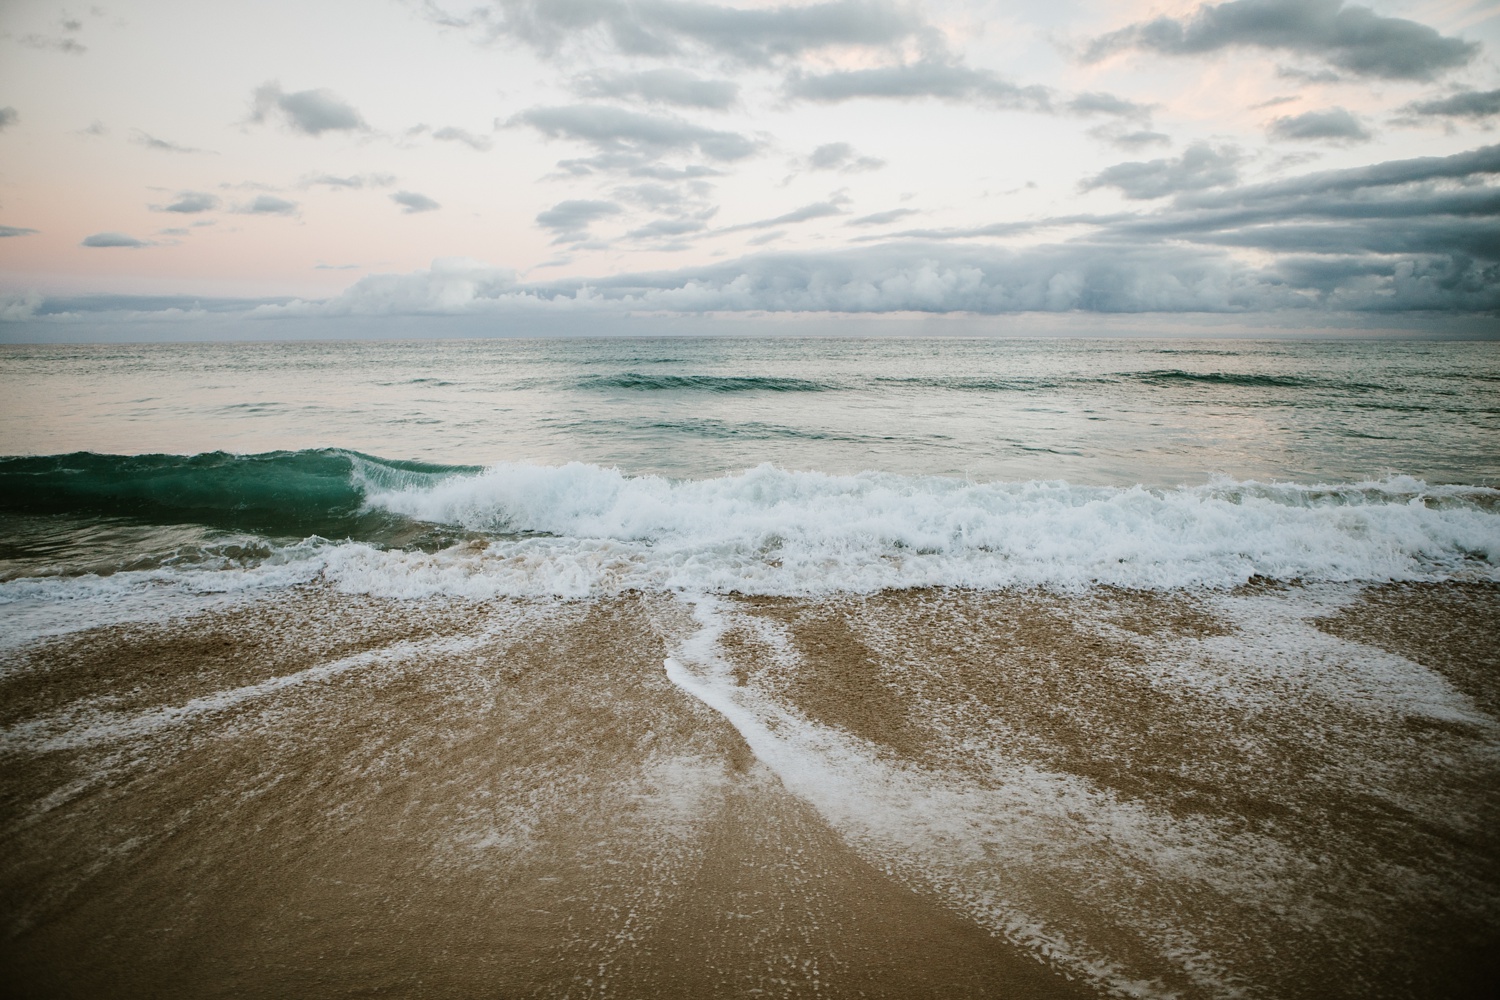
[1,0,1497,338]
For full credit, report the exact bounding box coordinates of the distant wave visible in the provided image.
[1122,370,1317,388]
[576,373,839,392]
[872,376,1062,391]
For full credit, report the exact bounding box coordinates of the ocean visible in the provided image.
[2,337,1498,999]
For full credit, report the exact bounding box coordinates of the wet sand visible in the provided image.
[2,584,1497,998]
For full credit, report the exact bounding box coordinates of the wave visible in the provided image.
[3,453,1497,600]
[0,450,476,542]
[1122,370,1317,389]
[871,376,1061,391]
[575,373,838,392]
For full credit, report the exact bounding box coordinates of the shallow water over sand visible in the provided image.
[3,583,1496,999]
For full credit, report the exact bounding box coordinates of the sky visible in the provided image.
[1,0,1498,340]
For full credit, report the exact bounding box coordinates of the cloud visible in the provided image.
[1082,144,1245,200]
[1267,107,1372,143]
[1088,124,1172,150]
[477,0,928,65]
[238,195,299,215]
[18,11,89,54]
[1084,0,1478,81]
[1176,143,1500,205]
[1399,89,1500,122]
[0,225,39,238]
[571,69,739,110]
[1040,146,1500,300]
[786,61,1052,112]
[156,191,220,214]
[718,198,850,234]
[302,173,397,189]
[512,104,759,170]
[0,107,17,131]
[808,142,885,172]
[625,216,708,240]
[252,234,1498,318]
[1065,92,1155,120]
[130,129,210,154]
[614,182,691,210]
[19,35,85,55]
[536,199,622,240]
[433,126,493,151]
[250,83,366,136]
[392,190,441,213]
[847,209,920,227]
[82,232,151,248]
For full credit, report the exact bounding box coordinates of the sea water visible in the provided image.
[2,337,1497,600]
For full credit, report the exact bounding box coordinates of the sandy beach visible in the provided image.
[4,583,1495,999]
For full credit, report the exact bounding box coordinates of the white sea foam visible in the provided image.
[4,465,1495,611]
[351,463,1498,597]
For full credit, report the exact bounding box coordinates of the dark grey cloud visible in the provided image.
[0,225,38,238]
[130,129,210,154]
[433,126,493,151]
[82,232,150,248]
[1082,144,1244,200]
[239,195,299,215]
[475,0,927,65]
[786,61,1052,112]
[0,107,17,131]
[1267,107,1371,143]
[392,191,441,213]
[808,142,884,172]
[826,144,1500,311]
[572,69,739,110]
[536,199,622,240]
[250,83,366,136]
[1178,142,1500,206]
[157,191,220,214]
[513,105,759,171]
[279,237,1495,316]
[847,208,920,227]
[1085,0,1478,81]
[1400,89,1500,121]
